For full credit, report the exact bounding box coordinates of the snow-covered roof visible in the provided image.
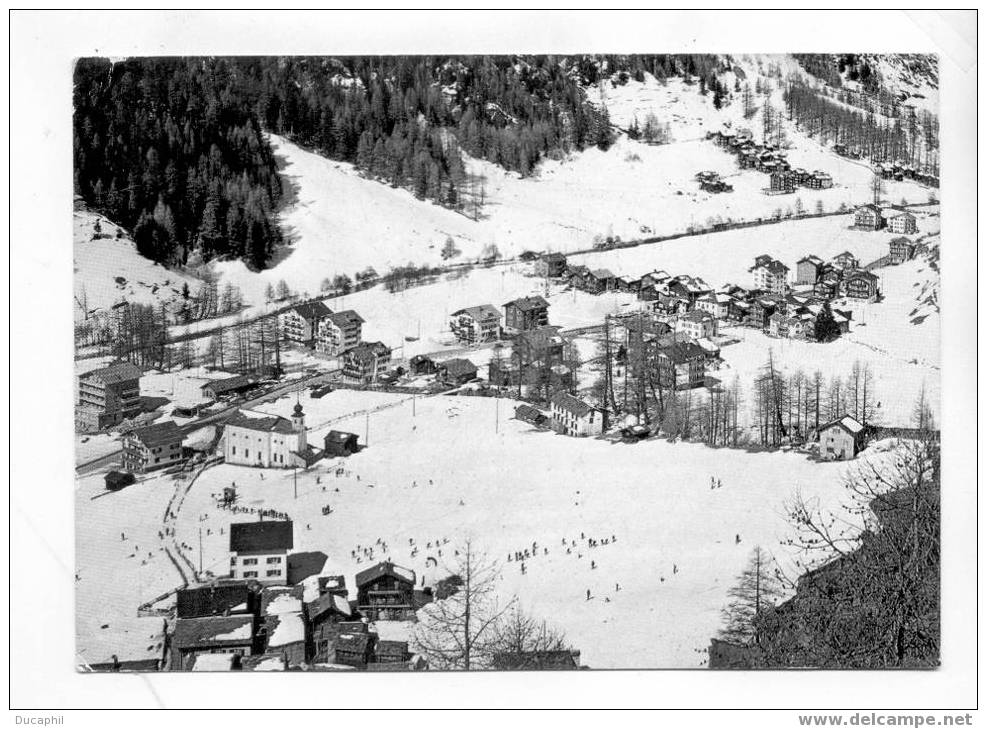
[267,612,306,647]
[822,415,865,435]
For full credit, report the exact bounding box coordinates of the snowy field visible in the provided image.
[74,211,197,317]
[141,388,893,669]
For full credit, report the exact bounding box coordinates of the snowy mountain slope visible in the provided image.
[156,388,909,668]
[73,211,198,319]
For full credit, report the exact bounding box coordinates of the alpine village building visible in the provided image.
[222,403,309,468]
[549,392,604,437]
[749,255,789,294]
[503,296,550,335]
[355,561,417,621]
[342,342,392,383]
[121,420,184,473]
[315,310,364,356]
[229,520,294,585]
[449,304,502,344]
[279,301,334,346]
[76,361,143,432]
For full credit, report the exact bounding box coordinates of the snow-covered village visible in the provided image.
[72,52,943,674]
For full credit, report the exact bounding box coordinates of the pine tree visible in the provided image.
[720,546,785,645]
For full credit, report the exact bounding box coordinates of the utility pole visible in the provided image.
[495,395,499,433]
[198,527,203,575]
[293,467,298,500]
[365,412,370,446]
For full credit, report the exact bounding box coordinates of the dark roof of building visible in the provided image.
[326,309,364,327]
[335,632,373,653]
[590,268,616,280]
[172,615,255,649]
[176,583,255,619]
[797,255,824,265]
[83,361,142,384]
[504,295,549,311]
[856,203,881,213]
[491,650,581,670]
[452,304,501,321]
[550,392,595,418]
[658,341,707,364]
[847,270,879,282]
[514,404,547,423]
[126,420,183,448]
[307,591,353,623]
[889,236,914,246]
[229,521,294,554]
[201,375,254,394]
[325,430,359,444]
[289,301,333,321]
[834,250,857,260]
[223,410,296,435]
[439,358,478,378]
[347,341,391,362]
[354,561,416,588]
[542,252,566,262]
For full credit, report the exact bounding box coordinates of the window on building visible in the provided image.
[266,570,281,577]
[266,556,281,564]
[244,571,258,578]
[243,558,258,565]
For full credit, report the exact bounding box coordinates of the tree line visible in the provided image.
[74,58,284,270]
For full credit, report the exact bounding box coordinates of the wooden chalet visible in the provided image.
[355,561,417,621]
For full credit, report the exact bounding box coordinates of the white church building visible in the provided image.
[222,403,313,468]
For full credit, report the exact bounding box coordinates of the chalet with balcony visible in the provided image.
[853,204,884,231]
[315,309,364,356]
[889,237,916,265]
[279,301,333,346]
[450,304,502,345]
[656,341,707,390]
[843,270,880,300]
[342,341,392,383]
[121,420,184,473]
[884,208,917,235]
[437,358,479,385]
[503,296,550,334]
[356,561,417,621]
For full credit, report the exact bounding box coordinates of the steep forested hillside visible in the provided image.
[73,58,284,269]
[71,54,745,270]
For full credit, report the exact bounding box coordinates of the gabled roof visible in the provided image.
[590,268,616,280]
[201,375,254,395]
[846,270,879,282]
[658,341,707,364]
[833,250,858,261]
[681,309,714,322]
[82,361,142,385]
[288,301,333,321]
[347,341,391,362]
[855,203,881,213]
[229,520,293,554]
[224,409,296,435]
[514,404,547,423]
[308,591,352,623]
[438,358,478,378]
[126,420,183,448]
[326,309,364,327]
[355,561,416,588]
[504,295,549,312]
[324,430,358,444]
[452,304,501,321]
[172,615,255,649]
[550,392,596,418]
[176,583,255,619]
[797,255,824,265]
[542,252,566,262]
[820,414,865,435]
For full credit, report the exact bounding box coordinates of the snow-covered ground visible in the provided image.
[74,211,197,318]
[145,388,897,668]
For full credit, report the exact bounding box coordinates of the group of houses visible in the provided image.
[795,250,882,301]
[874,161,939,188]
[853,204,918,235]
[694,170,733,194]
[706,129,834,192]
[168,520,430,671]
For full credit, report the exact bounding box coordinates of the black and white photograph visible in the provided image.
[9,8,979,718]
